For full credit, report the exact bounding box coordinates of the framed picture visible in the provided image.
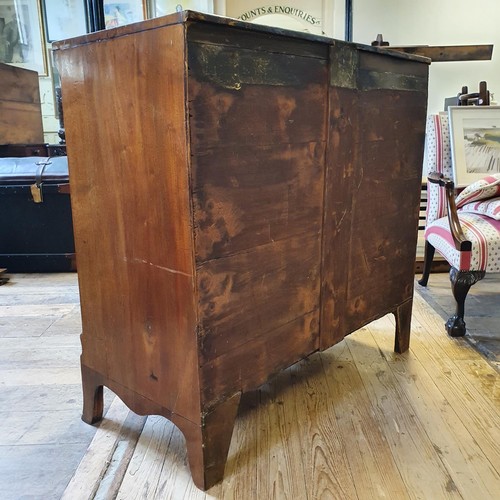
[448,106,500,186]
[42,0,88,42]
[103,0,146,28]
[0,0,47,75]
[151,0,213,18]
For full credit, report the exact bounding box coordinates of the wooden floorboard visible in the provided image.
[0,273,498,499]
[416,272,500,366]
[368,314,499,499]
[345,333,460,499]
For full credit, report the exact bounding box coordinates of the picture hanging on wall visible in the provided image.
[103,0,147,28]
[151,0,213,18]
[42,0,87,42]
[0,0,47,75]
[448,106,500,186]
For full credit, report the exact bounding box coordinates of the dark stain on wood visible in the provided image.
[197,235,321,362]
[320,86,359,347]
[359,51,429,77]
[358,70,428,92]
[186,19,329,59]
[188,42,327,89]
[329,42,358,89]
[192,142,324,261]
[200,312,319,408]
[188,79,327,147]
[329,46,429,91]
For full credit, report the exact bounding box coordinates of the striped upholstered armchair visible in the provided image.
[418,113,500,336]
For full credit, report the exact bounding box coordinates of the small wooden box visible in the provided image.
[54,11,429,490]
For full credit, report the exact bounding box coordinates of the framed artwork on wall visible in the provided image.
[448,106,500,186]
[42,0,88,42]
[103,0,146,28]
[0,0,47,75]
[151,0,213,18]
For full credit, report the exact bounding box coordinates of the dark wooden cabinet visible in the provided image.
[0,143,48,157]
[54,11,429,490]
[0,144,67,158]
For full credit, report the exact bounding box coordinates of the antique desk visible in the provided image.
[54,11,429,490]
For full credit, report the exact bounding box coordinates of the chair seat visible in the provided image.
[425,212,500,272]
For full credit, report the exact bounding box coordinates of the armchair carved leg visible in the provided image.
[445,267,485,337]
[418,240,436,287]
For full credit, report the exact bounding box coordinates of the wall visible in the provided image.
[218,0,343,38]
[40,64,60,144]
[351,0,499,113]
[154,0,213,16]
[37,0,499,140]
[225,0,329,36]
[39,0,339,143]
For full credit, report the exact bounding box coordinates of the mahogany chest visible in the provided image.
[54,11,429,490]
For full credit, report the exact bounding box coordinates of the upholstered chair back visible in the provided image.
[424,114,453,225]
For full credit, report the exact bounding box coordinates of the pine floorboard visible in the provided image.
[0,273,498,499]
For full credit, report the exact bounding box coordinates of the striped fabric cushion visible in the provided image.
[459,197,500,220]
[424,114,453,224]
[425,212,500,272]
[455,174,500,207]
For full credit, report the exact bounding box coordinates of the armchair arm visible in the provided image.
[427,172,472,252]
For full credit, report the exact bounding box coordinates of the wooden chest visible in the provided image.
[0,156,75,272]
[54,11,429,490]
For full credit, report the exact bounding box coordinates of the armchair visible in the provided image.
[419,114,500,336]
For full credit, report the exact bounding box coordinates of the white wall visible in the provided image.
[37,0,498,140]
[351,0,500,113]
[218,1,343,38]
[40,67,60,145]
[223,1,334,36]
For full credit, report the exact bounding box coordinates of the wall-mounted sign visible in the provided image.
[238,6,320,27]
[226,0,327,35]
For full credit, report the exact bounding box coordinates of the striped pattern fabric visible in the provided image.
[425,213,500,272]
[424,114,453,225]
[455,174,500,207]
[423,115,500,272]
[459,197,500,220]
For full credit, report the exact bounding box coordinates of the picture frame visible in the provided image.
[0,0,47,75]
[42,0,88,42]
[103,0,147,28]
[448,105,500,186]
[151,0,213,18]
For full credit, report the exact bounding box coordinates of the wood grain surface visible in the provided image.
[54,13,429,490]
[0,63,44,144]
[56,24,200,423]
[61,291,500,499]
